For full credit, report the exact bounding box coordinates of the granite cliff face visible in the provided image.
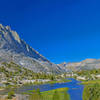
[0,24,48,61]
[0,24,62,73]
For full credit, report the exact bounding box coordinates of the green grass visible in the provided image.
[28,88,70,100]
[82,79,100,85]
[83,83,100,100]
[82,79,100,100]
[41,88,70,100]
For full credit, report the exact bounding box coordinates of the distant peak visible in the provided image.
[63,62,67,64]
[59,62,67,65]
[83,58,96,61]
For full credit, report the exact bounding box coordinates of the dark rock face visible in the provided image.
[0,24,63,73]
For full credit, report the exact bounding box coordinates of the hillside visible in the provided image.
[59,59,100,72]
[0,62,56,87]
[0,24,63,74]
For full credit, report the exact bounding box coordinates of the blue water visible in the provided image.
[67,78,84,100]
[17,78,84,100]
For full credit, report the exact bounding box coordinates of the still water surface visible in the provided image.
[0,78,84,100]
[17,78,84,100]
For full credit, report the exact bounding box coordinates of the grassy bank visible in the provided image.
[0,79,71,100]
[82,79,100,100]
[82,79,100,85]
[0,87,70,100]
[83,83,100,100]
[29,87,70,100]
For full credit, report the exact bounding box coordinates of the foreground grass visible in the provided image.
[82,79,100,100]
[41,88,70,100]
[83,83,100,100]
[0,87,70,100]
[82,79,100,85]
[29,88,70,100]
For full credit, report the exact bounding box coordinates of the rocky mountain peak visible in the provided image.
[0,24,63,73]
[0,24,48,61]
[0,24,21,44]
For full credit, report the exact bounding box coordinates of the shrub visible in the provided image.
[7,91,15,99]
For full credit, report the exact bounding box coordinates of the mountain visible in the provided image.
[1,24,99,74]
[0,24,63,73]
[59,59,100,72]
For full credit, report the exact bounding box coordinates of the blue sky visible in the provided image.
[0,0,100,63]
